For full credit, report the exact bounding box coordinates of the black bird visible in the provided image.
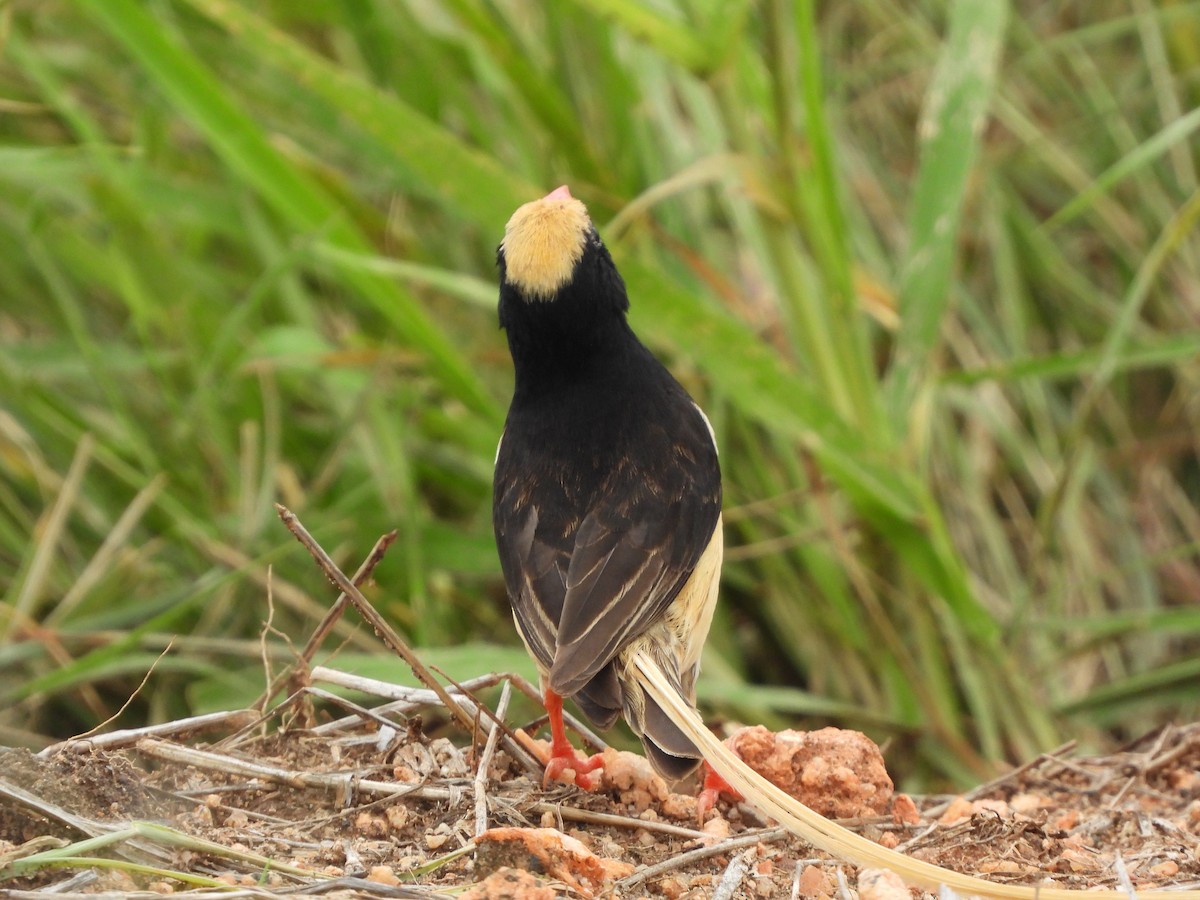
[492,185,723,787]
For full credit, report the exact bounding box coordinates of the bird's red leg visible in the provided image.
[542,688,604,790]
[696,760,742,820]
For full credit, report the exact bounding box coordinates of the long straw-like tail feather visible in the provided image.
[632,650,1200,900]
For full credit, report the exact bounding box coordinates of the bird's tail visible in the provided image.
[620,652,704,780]
[631,648,1200,900]
[635,683,704,780]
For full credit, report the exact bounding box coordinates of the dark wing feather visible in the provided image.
[549,496,695,695]
[492,482,561,673]
[493,380,720,722]
[572,661,622,730]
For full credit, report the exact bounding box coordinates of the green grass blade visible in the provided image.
[625,260,923,522]
[566,0,713,71]
[1044,104,1200,229]
[946,332,1200,385]
[887,0,1010,433]
[793,0,877,431]
[182,0,539,228]
[72,0,497,418]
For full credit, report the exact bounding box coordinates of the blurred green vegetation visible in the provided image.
[1,0,1198,788]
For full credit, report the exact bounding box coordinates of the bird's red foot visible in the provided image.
[696,761,742,820]
[543,747,605,791]
[540,687,605,790]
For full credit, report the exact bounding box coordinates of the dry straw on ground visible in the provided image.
[2,511,1198,897]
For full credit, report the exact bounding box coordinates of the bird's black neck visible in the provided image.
[499,247,648,390]
[498,234,653,401]
[505,305,645,399]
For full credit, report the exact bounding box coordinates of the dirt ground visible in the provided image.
[2,675,1199,899]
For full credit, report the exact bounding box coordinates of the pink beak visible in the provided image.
[544,185,572,201]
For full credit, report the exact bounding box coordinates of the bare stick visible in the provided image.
[138,737,460,798]
[0,780,176,867]
[38,709,258,758]
[712,847,757,900]
[306,675,534,777]
[1144,729,1199,774]
[616,827,786,890]
[921,740,1078,818]
[136,738,705,838]
[310,672,502,733]
[303,687,413,736]
[311,666,483,703]
[308,667,543,779]
[309,667,501,755]
[274,506,474,734]
[474,681,512,837]
[0,779,122,841]
[433,666,544,778]
[214,687,312,751]
[251,527,398,712]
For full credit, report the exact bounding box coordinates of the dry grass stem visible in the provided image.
[712,847,758,900]
[252,528,399,712]
[310,666,544,777]
[275,506,475,734]
[309,673,502,732]
[37,709,258,758]
[616,827,787,890]
[473,680,512,837]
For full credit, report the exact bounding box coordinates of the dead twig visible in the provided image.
[432,666,545,779]
[38,709,258,758]
[616,827,786,890]
[1143,731,1200,774]
[0,779,170,867]
[302,686,410,738]
[474,681,512,837]
[310,673,502,733]
[712,847,757,900]
[213,687,312,751]
[309,665,541,774]
[922,740,1078,818]
[135,738,706,839]
[309,665,545,779]
[287,875,439,897]
[275,506,475,734]
[0,779,114,842]
[137,737,469,811]
[252,527,399,713]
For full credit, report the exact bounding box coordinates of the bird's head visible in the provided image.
[499,185,591,301]
[496,186,632,376]
[497,186,628,312]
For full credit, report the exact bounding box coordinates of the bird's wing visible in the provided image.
[547,488,716,696]
[493,398,721,699]
[492,495,561,674]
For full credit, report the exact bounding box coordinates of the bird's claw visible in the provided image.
[697,761,741,821]
[543,749,605,791]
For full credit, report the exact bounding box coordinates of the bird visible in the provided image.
[492,185,723,788]
[484,188,1200,900]
[484,189,1200,900]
